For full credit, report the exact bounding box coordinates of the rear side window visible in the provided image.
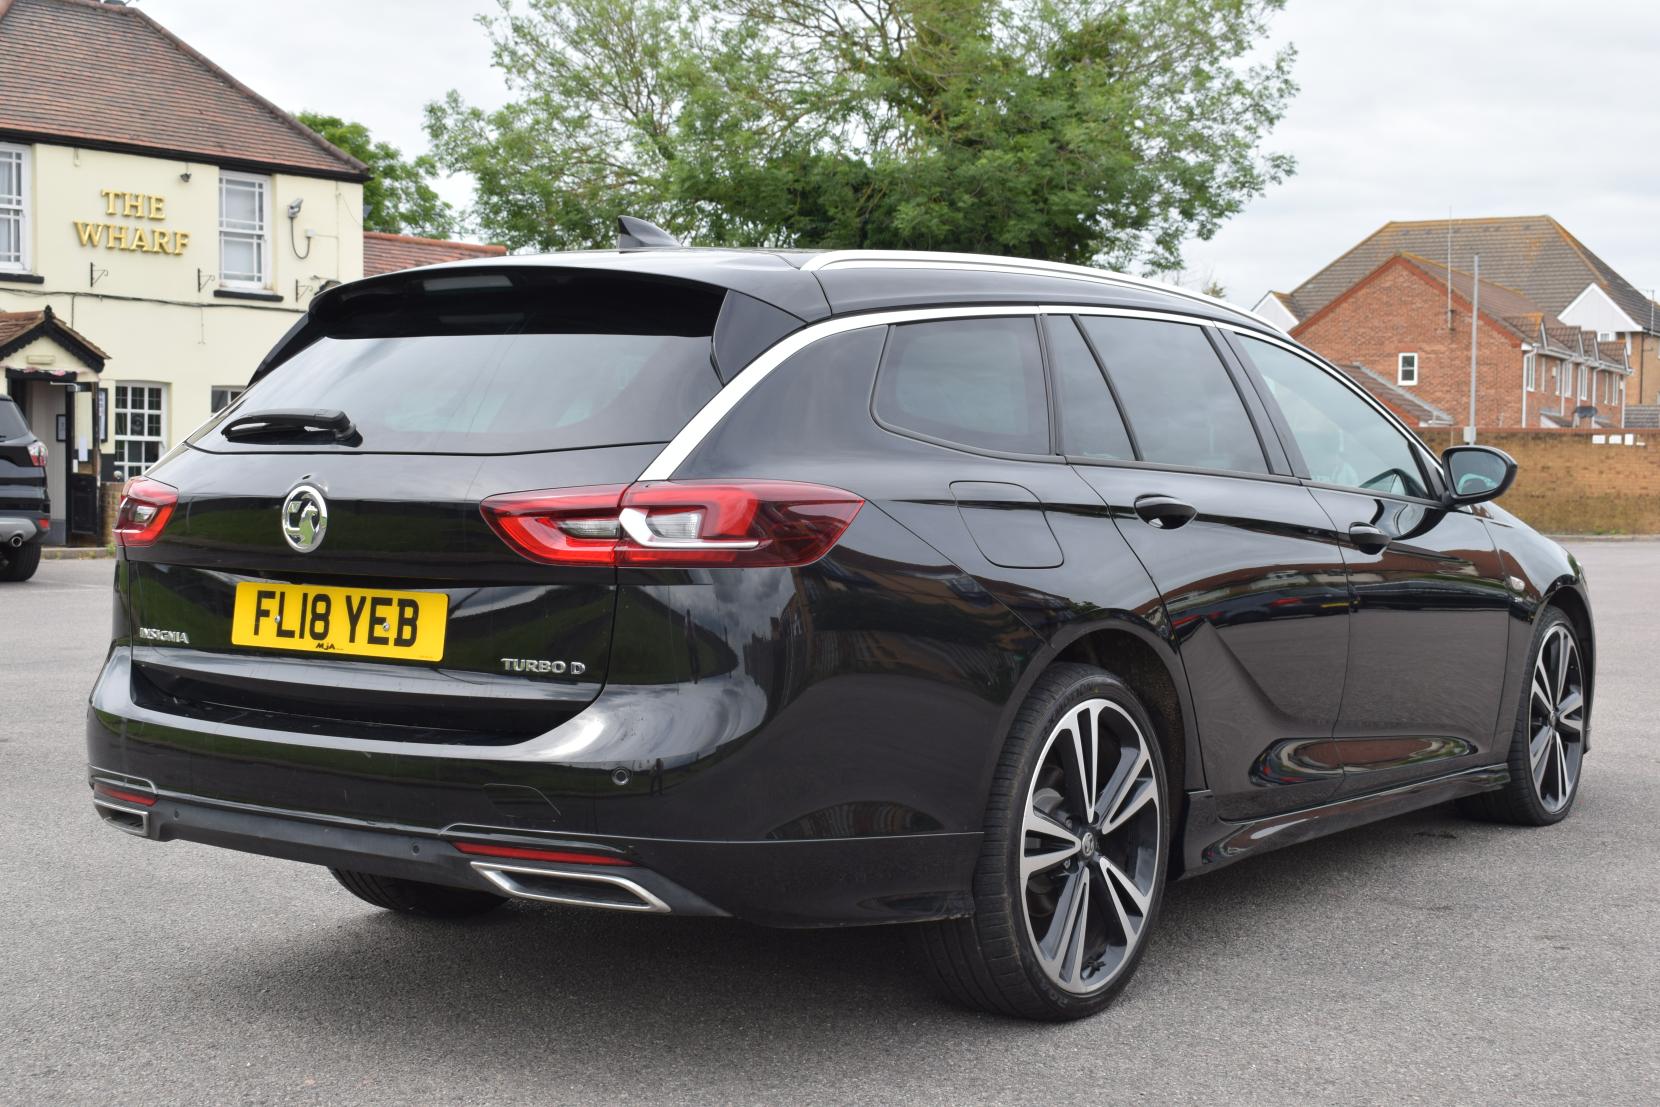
[1079,316,1267,475]
[1044,316,1133,461]
[0,399,27,439]
[201,271,723,454]
[874,317,1048,455]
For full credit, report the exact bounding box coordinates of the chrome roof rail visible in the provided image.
[798,250,1282,332]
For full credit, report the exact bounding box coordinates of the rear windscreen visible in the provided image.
[0,400,27,439]
[196,271,724,455]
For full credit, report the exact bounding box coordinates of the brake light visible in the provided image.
[481,480,863,568]
[113,477,178,547]
[26,441,45,467]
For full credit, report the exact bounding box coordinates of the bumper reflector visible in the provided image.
[452,841,633,866]
[93,782,157,807]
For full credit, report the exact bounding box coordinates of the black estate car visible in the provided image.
[88,231,1593,1020]
[0,392,48,581]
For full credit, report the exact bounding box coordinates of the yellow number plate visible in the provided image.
[230,582,448,662]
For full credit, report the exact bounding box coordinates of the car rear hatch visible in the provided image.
[122,267,730,746]
[0,399,47,516]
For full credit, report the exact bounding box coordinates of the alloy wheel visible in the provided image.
[1020,697,1163,995]
[1529,624,1585,814]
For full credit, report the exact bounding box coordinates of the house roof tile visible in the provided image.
[362,232,509,277]
[0,0,367,180]
[1287,216,1657,334]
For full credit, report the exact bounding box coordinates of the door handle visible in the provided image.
[1348,523,1390,554]
[1133,494,1197,530]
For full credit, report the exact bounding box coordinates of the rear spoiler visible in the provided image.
[250,264,816,386]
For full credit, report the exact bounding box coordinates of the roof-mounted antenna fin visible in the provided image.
[616,216,680,250]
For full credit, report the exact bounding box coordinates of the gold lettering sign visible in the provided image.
[74,189,186,255]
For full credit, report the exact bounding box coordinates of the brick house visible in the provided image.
[1286,252,1630,428]
[1255,216,1660,425]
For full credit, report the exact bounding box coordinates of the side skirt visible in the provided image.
[1177,764,1509,878]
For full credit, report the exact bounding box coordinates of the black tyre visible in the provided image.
[1460,607,1587,826]
[0,540,41,582]
[330,868,508,918]
[912,662,1171,1020]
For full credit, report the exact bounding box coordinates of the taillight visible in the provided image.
[26,441,45,467]
[113,477,178,547]
[481,480,863,568]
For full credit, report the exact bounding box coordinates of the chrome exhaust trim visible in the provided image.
[469,861,671,913]
[6,532,21,548]
[93,797,151,837]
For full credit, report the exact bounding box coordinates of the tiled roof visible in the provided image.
[1394,253,1550,339]
[0,0,366,181]
[1335,362,1453,426]
[362,232,509,277]
[0,306,110,369]
[1288,216,1658,334]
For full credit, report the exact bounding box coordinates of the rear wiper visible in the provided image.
[221,408,361,446]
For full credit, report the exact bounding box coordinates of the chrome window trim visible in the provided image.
[642,303,1292,483]
[800,250,1283,332]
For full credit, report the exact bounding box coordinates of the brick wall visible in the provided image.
[1295,259,1527,426]
[1433,427,1660,534]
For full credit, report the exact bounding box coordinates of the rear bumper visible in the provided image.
[88,647,982,927]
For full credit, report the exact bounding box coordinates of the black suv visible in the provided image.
[0,393,48,581]
[88,237,1592,1020]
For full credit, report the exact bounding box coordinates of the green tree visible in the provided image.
[425,0,1295,269]
[298,111,456,238]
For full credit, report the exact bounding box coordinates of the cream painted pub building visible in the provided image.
[0,0,369,543]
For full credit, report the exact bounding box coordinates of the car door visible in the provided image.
[1058,312,1355,820]
[1226,331,1514,792]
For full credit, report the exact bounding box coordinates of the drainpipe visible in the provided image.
[1521,345,1533,428]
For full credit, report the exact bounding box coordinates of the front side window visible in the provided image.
[1078,315,1267,474]
[112,383,167,480]
[1398,352,1418,385]
[1240,336,1429,499]
[874,317,1049,455]
[1523,353,1536,392]
[1578,365,1589,401]
[0,142,27,272]
[219,172,269,288]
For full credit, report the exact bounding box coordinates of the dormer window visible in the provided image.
[1397,352,1418,386]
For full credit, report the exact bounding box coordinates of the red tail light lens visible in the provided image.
[93,781,157,807]
[481,480,863,568]
[113,477,178,547]
[26,441,46,467]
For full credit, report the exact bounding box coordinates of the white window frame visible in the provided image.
[1397,352,1419,386]
[1523,352,1536,392]
[112,382,168,481]
[210,385,246,414]
[219,171,271,290]
[0,142,29,273]
[1578,364,1589,401]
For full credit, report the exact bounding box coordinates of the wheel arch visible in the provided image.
[1542,581,1595,750]
[1045,622,1198,801]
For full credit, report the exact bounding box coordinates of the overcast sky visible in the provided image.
[141,0,1660,310]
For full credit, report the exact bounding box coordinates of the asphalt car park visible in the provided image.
[3,543,1657,1105]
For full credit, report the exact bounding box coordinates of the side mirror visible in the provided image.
[1442,445,1517,505]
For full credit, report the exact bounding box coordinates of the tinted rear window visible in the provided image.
[0,399,27,439]
[1079,316,1267,475]
[199,272,724,455]
[873,317,1049,455]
